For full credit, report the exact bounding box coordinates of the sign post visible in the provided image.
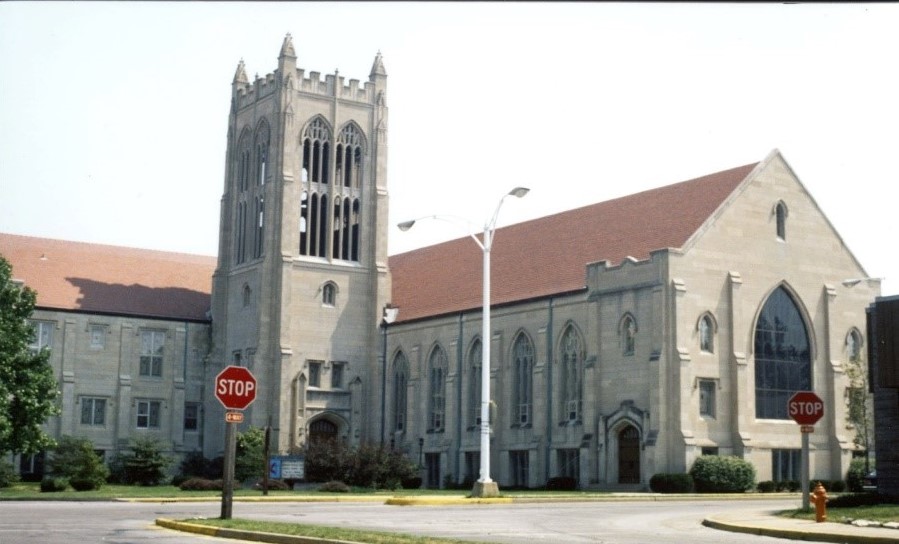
[215,365,257,519]
[788,391,824,510]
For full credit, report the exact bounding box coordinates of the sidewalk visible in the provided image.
[703,507,899,544]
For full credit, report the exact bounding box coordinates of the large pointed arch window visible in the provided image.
[560,325,583,423]
[392,352,408,433]
[512,333,534,426]
[234,129,252,264]
[428,346,448,432]
[754,287,811,419]
[300,118,332,258]
[251,120,270,260]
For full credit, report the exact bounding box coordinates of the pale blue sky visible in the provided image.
[1,2,896,294]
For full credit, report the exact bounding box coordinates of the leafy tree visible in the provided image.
[0,255,60,456]
[235,427,266,482]
[47,436,109,491]
[845,354,874,472]
[116,437,173,485]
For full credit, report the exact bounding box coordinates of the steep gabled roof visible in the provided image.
[0,233,215,321]
[388,162,758,323]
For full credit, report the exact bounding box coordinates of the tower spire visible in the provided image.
[280,33,297,60]
[232,59,249,85]
[369,50,387,79]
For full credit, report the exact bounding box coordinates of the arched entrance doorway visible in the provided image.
[309,418,339,445]
[618,425,640,484]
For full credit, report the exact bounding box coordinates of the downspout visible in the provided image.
[380,320,387,448]
[545,297,554,483]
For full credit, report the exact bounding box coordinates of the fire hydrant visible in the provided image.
[809,482,828,522]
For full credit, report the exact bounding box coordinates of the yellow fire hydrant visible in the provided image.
[809,482,828,522]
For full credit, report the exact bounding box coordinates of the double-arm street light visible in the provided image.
[398,187,529,497]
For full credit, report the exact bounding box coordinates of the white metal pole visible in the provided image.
[479,228,492,484]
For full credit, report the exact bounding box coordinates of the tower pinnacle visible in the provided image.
[369,50,387,79]
[233,59,249,85]
[280,33,297,59]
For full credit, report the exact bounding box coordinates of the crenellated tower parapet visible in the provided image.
[233,67,383,110]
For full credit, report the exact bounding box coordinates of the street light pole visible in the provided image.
[399,187,528,498]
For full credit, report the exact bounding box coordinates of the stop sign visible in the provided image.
[215,365,257,410]
[788,391,824,425]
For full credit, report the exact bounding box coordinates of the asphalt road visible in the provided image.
[0,498,800,544]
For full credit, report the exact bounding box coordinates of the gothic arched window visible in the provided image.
[322,282,336,306]
[392,352,408,433]
[512,333,534,426]
[754,286,811,419]
[428,346,448,432]
[699,314,715,353]
[622,314,637,356]
[775,201,788,241]
[560,325,583,423]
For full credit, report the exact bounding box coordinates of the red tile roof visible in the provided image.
[1,161,758,324]
[0,234,215,321]
[388,162,758,323]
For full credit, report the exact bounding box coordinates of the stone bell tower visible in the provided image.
[207,34,391,456]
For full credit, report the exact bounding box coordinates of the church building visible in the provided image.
[1,35,879,489]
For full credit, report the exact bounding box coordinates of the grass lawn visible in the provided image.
[780,504,899,524]
[182,518,497,544]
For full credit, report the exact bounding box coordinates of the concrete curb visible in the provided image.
[156,518,364,544]
[702,515,899,544]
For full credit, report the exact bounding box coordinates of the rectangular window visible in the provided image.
[89,324,106,349]
[184,402,199,431]
[80,397,106,426]
[425,452,441,489]
[701,447,719,456]
[308,360,322,387]
[331,361,344,389]
[510,450,529,488]
[699,379,717,418]
[139,330,165,377]
[136,400,161,429]
[29,320,54,352]
[557,448,579,480]
[772,449,801,482]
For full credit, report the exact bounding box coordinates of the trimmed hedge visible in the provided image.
[689,455,755,493]
[319,480,351,492]
[545,476,577,491]
[178,478,224,491]
[40,477,69,492]
[649,473,694,493]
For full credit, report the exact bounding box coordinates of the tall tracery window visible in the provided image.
[468,339,482,429]
[512,333,534,426]
[234,129,252,264]
[560,325,583,423]
[428,346,447,432]
[754,286,811,419]
[392,352,408,433]
[250,121,270,260]
[298,118,364,262]
[300,118,332,258]
[847,329,862,362]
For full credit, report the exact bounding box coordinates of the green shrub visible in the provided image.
[116,437,172,486]
[689,455,755,493]
[178,478,223,491]
[47,436,109,490]
[829,479,847,493]
[319,480,350,492]
[235,427,266,482]
[846,458,871,492]
[70,477,99,491]
[178,450,223,480]
[401,476,422,489]
[40,476,69,492]
[756,480,776,493]
[828,492,892,508]
[0,460,20,488]
[303,440,418,489]
[649,473,694,493]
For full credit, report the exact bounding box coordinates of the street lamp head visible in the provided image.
[397,220,416,232]
[509,187,530,198]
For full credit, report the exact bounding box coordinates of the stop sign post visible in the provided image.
[788,391,824,510]
[215,365,257,520]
